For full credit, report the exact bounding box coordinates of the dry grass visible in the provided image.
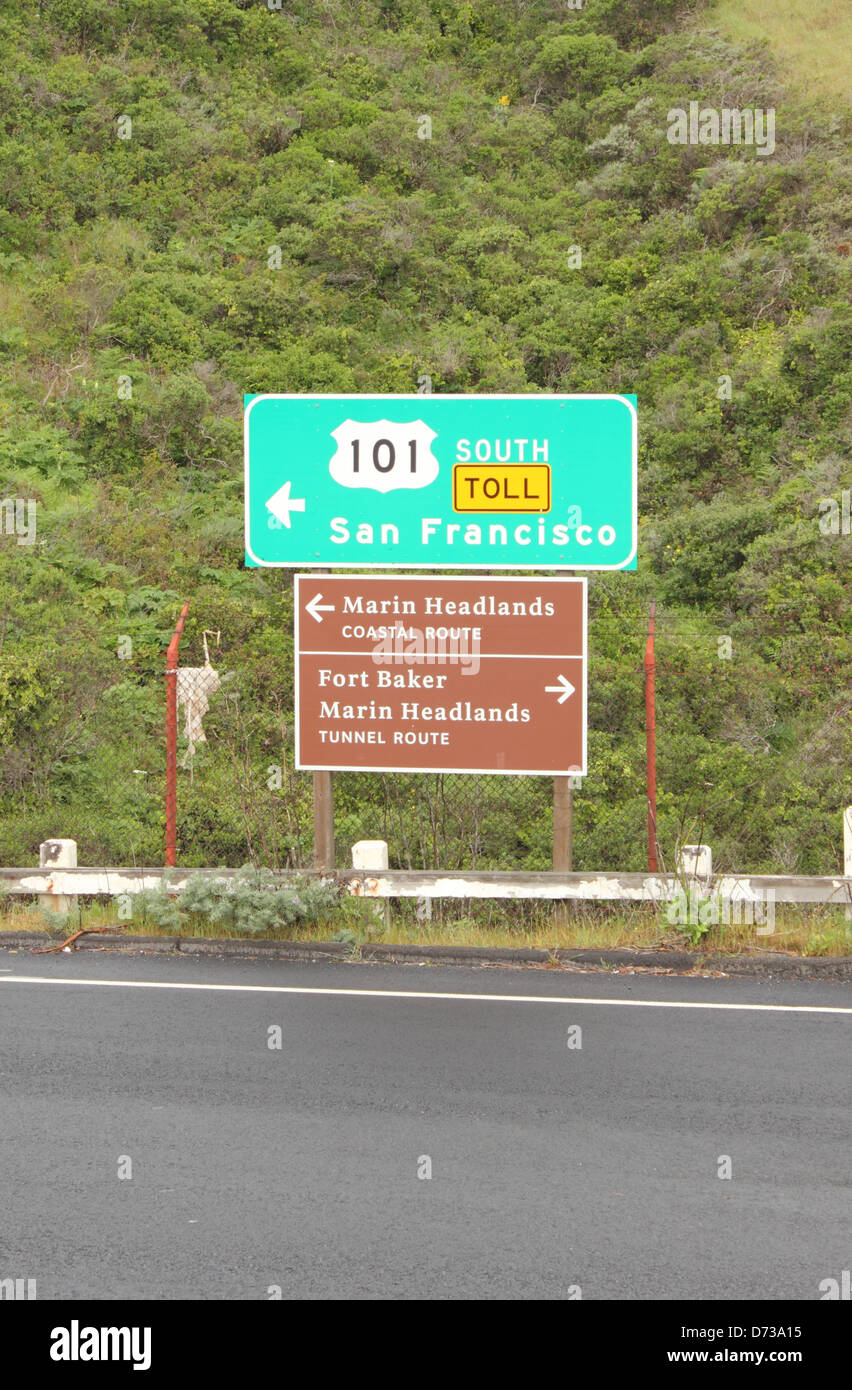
[2,897,850,959]
[706,1,852,105]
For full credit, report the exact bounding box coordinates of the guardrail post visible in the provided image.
[351,840,390,928]
[38,839,78,917]
[679,844,712,882]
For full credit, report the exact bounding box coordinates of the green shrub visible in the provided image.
[132,867,340,936]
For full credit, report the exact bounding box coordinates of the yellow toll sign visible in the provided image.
[453,464,551,513]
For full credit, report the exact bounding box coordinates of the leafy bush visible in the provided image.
[132,868,340,936]
[0,0,848,881]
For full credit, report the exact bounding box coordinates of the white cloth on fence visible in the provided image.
[176,663,221,767]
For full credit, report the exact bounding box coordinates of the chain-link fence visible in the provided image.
[190,686,557,873]
[332,771,554,871]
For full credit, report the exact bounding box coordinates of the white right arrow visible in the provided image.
[545,674,576,704]
[306,593,335,623]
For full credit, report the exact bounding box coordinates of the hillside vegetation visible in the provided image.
[0,0,849,875]
[707,1,852,104]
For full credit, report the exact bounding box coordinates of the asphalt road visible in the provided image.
[0,950,849,1300]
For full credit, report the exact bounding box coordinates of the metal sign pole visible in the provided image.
[313,770,335,871]
[644,599,658,873]
[165,599,191,868]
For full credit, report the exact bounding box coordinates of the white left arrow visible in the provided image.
[266,481,306,528]
[545,674,576,704]
[306,593,335,623]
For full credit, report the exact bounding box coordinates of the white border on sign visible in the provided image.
[244,393,637,571]
[294,574,588,776]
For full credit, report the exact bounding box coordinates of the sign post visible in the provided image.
[313,770,334,871]
[246,394,636,572]
[553,777,574,872]
[294,575,586,777]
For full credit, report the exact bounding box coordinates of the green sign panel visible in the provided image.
[244,393,637,570]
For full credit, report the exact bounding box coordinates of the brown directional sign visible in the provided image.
[295,575,586,775]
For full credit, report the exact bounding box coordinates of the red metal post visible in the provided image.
[165,600,191,867]
[644,599,658,873]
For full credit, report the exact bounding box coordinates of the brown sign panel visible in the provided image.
[295,576,586,775]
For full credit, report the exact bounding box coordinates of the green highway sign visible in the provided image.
[244,393,637,570]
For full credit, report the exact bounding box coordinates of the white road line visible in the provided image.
[0,975,850,1015]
